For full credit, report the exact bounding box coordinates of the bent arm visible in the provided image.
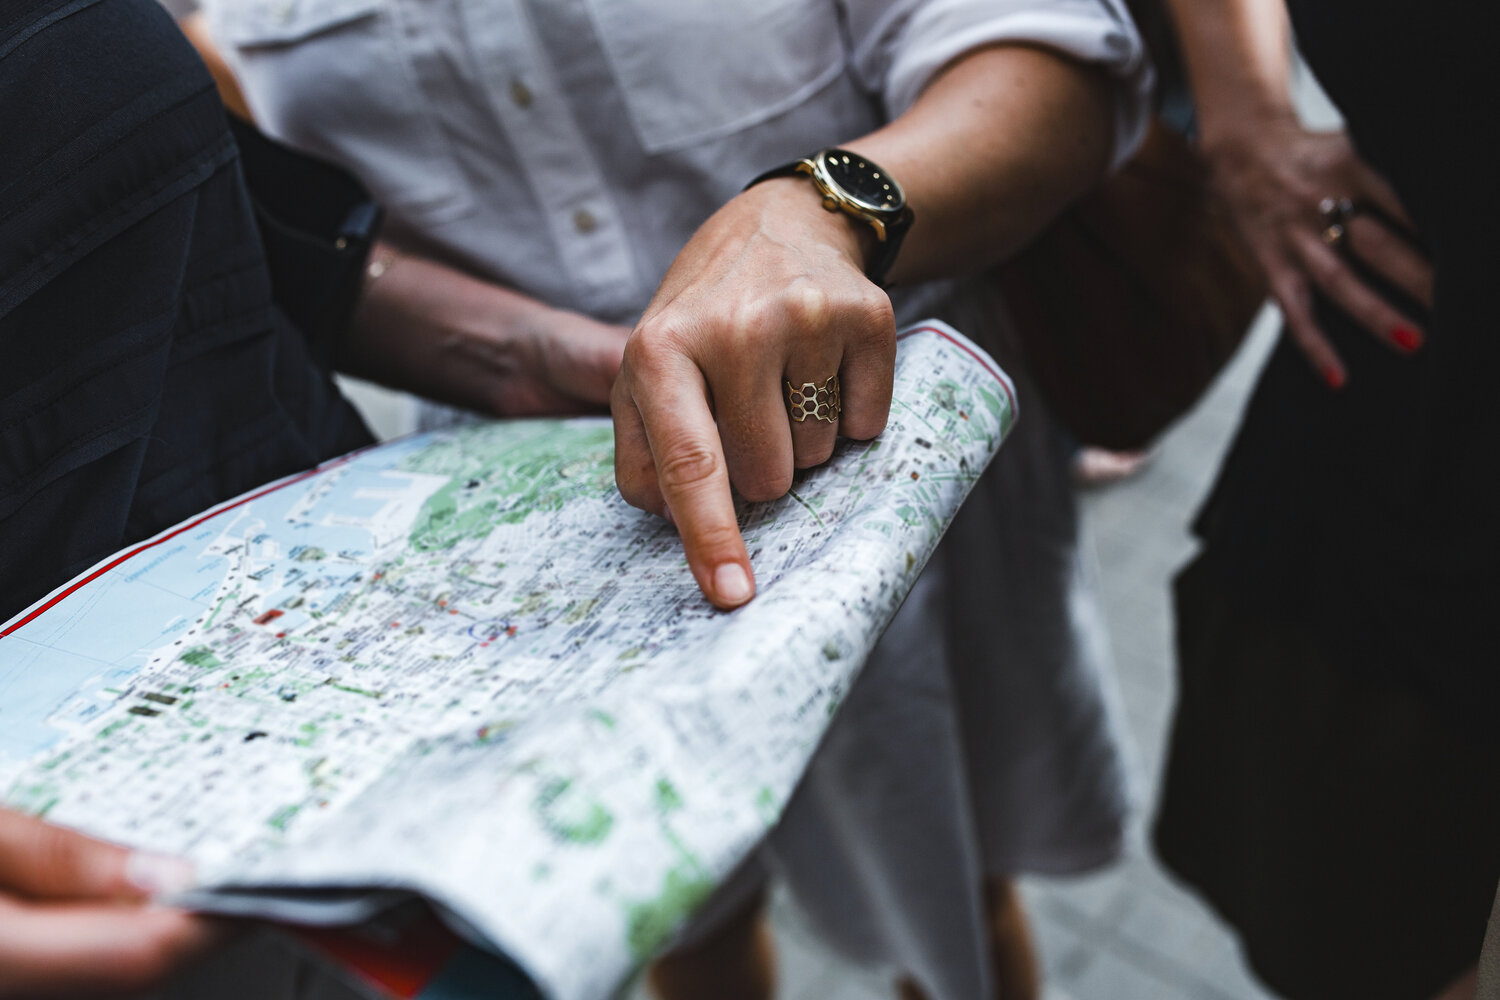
[851,43,1116,283]
[342,248,627,418]
[614,40,1133,608]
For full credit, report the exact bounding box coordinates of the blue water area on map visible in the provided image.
[0,645,141,764]
[0,445,432,764]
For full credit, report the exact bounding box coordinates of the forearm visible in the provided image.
[341,249,562,414]
[1163,0,1296,148]
[850,43,1117,283]
[341,247,626,417]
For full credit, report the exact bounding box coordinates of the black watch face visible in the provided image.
[821,148,904,213]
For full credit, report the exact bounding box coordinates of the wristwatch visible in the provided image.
[747,147,914,286]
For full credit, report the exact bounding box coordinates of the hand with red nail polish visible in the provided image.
[1173,0,1435,389]
[1198,118,1433,386]
[1,808,224,997]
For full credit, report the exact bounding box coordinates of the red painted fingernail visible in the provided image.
[1322,365,1346,390]
[1392,326,1424,352]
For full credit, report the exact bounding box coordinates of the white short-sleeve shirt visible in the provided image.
[203,0,1149,324]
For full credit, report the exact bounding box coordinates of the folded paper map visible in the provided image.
[0,321,1015,1000]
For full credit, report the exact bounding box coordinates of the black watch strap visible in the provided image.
[864,207,913,287]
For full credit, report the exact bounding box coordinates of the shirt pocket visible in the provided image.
[211,0,473,225]
[582,0,845,154]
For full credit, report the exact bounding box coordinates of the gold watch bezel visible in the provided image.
[795,150,907,243]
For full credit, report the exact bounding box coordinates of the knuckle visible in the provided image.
[690,520,748,559]
[785,282,831,328]
[727,298,777,346]
[857,288,896,331]
[656,444,723,493]
[793,441,836,470]
[720,313,763,356]
[622,323,685,373]
[736,467,793,502]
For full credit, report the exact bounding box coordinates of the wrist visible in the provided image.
[746,176,876,273]
[1197,101,1300,160]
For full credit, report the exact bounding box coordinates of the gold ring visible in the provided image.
[1318,196,1354,249]
[786,374,841,424]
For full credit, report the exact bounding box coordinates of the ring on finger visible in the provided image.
[1318,196,1355,248]
[786,374,841,424]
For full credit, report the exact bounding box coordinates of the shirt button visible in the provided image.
[509,80,534,109]
[572,209,598,234]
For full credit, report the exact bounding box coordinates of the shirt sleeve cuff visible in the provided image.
[881,0,1154,171]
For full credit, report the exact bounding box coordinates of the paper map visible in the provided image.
[0,322,1015,1000]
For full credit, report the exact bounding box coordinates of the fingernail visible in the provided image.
[126,852,197,898]
[1322,365,1346,390]
[1392,326,1424,352]
[713,563,754,607]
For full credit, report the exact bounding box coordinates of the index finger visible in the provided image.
[630,354,755,610]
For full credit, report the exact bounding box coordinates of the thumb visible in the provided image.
[0,810,193,902]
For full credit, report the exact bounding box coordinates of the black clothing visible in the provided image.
[1155,2,1500,997]
[1157,556,1500,1000]
[0,0,371,621]
[1182,0,1488,728]
[1185,0,1499,727]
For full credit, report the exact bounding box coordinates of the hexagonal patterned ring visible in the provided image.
[785,374,841,424]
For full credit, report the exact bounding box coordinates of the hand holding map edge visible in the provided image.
[0,808,214,997]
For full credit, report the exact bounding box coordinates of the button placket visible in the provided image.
[456,0,640,313]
